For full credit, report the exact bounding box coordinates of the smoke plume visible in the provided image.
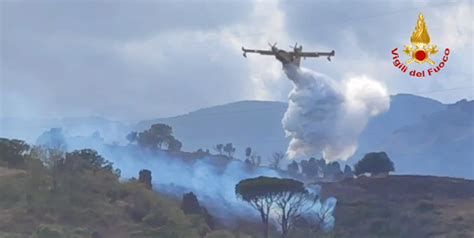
[282,64,389,161]
[99,146,279,223]
[31,121,339,227]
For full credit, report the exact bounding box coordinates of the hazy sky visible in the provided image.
[1,0,472,120]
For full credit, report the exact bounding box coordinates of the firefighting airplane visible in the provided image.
[242,42,335,66]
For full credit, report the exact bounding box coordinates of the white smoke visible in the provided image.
[282,64,389,161]
[97,146,280,224]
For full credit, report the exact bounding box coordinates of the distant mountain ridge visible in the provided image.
[133,95,473,179]
[0,116,128,144]
[134,100,289,158]
[1,94,472,178]
[376,99,473,178]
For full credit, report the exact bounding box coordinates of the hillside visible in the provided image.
[357,94,446,152]
[320,175,474,238]
[133,95,472,179]
[374,99,474,178]
[134,94,445,158]
[0,163,226,238]
[1,136,473,238]
[134,100,289,158]
[0,117,128,145]
[2,162,473,238]
[1,94,472,179]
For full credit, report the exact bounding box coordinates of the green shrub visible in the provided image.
[416,201,435,213]
[70,227,95,238]
[142,212,167,227]
[0,232,23,238]
[122,181,158,221]
[129,225,200,238]
[188,214,211,237]
[0,138,30,169]
[32,224,64,238]
[369,219,400,237]
[205,230,236,238]
[0,175,25,208]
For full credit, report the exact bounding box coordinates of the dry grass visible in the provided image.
[0,167,26,177]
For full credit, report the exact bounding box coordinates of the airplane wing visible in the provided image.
[242,47,276,57]
[298,50,335,61]
[298,52,320,57]
[299,51,335,57]
[245,50,275,55]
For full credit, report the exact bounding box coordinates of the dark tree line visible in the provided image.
[127,123,182,152]
[214,143,236,158]
[244,147,261,167]
[285,152,394,180]
[354,152,394,176]
[0,138,30,169]
[287,158,352,181]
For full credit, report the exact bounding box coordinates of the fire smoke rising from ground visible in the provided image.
[34,124,338,227]
[101,146,335,229]
[282,64,389,161]
[99,146,280,223]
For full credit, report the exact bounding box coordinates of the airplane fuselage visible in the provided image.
[273,48,302,66]
[241,43,334,67]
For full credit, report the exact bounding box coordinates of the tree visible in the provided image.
[0,138,30,168]
[126,131,138,144]
[25,151,49,213]
[235,177,318,238]
[343,165,355,179]
[64,149,114,173]
[181,192,201,214]
[324,161,343,181]
[245,147,252,160]
[181,192,215,229]
[354,152,394,176]
[34,147,64,192]
[213,144,223,155]
[137,124,173,149]
[139,169,152,190]
[273,180,317,237]
[135,124,183,151]
[315,158,326,177]
[305,197,338,233]
[287,161,299,177]
[245,152,262,167]
[269,152,284,170]
[300,157,319,178]
[235,177,281,238]
[166,136,182,152]
[223,143,236,158]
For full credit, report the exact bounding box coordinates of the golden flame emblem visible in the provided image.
[404,13,438,65]
[410,14,430,44]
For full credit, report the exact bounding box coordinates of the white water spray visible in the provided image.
[282,64,389,161]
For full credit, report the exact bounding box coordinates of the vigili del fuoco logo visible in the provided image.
[391,13,450,78]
